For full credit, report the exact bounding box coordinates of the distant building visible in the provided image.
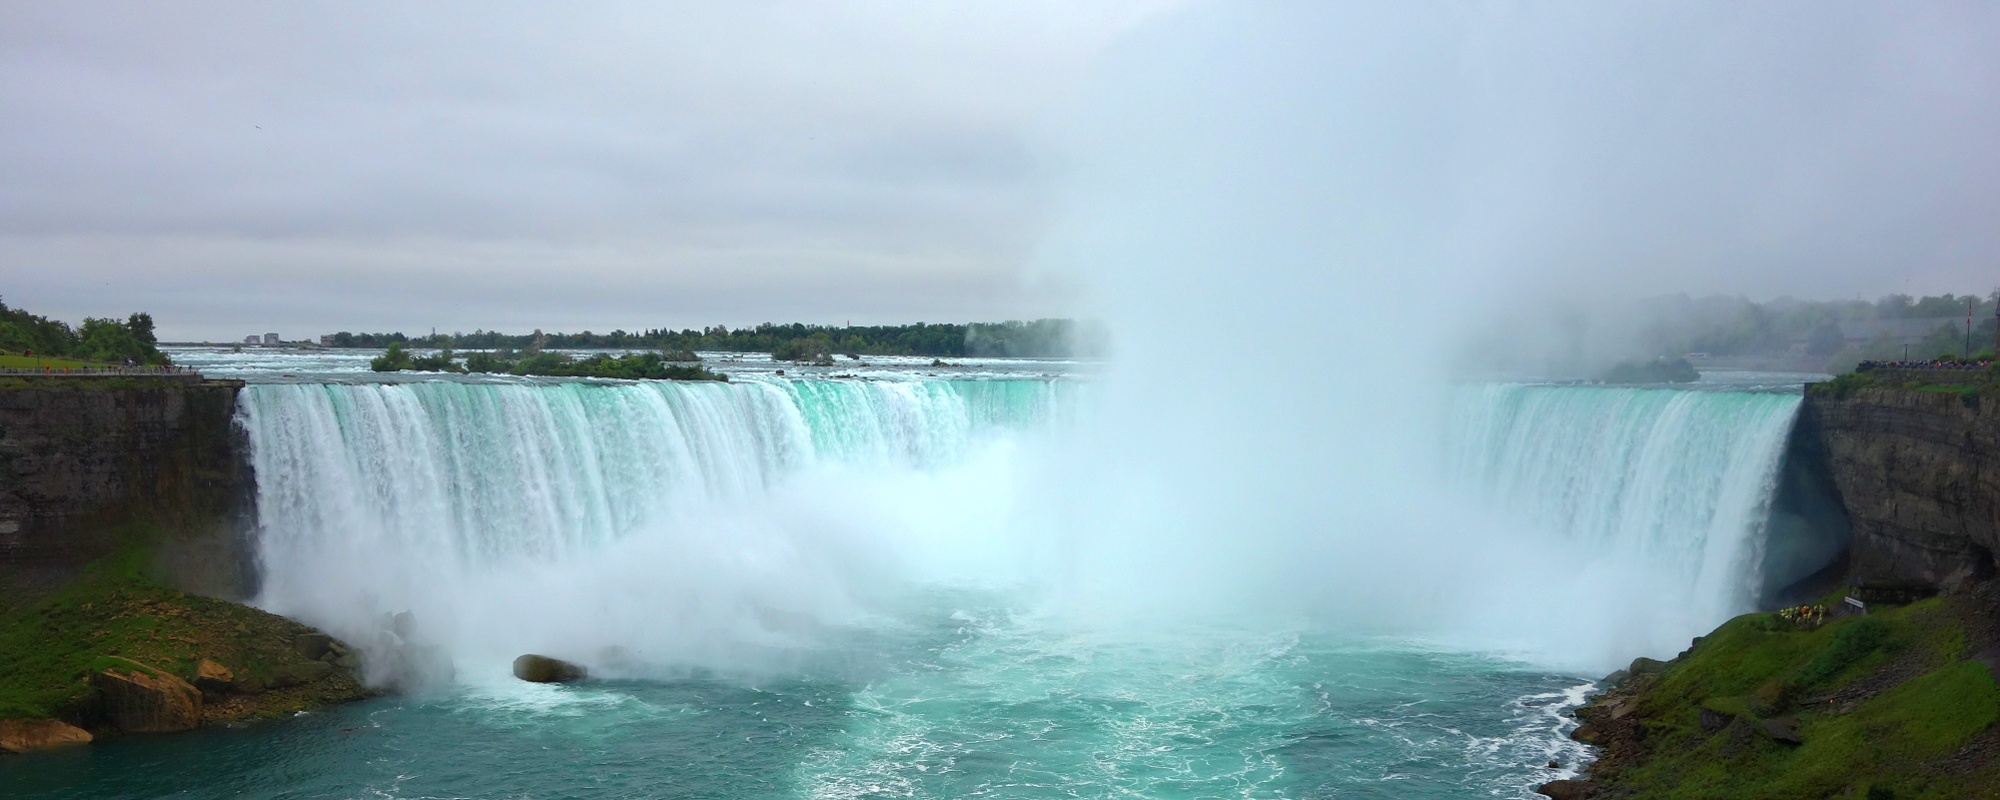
[244,335,260,345]
[263,333,281,345]
[320,334,335,346]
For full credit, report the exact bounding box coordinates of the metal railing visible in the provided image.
[0,365,203,379]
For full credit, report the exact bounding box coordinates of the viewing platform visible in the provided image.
[0,365,208,384]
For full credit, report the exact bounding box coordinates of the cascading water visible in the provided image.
[237,377,1070,677]
[1443,383,1805,658]
[196,371,1813,799]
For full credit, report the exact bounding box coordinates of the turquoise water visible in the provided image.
[5,591,1590,799]
[5,360,1813,798]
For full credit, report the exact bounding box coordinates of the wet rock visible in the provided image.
[294,633,334,660]
[1761,715,1803,745]
[513,654,587,683]
[0,718,93,753]
[268,660,334,689]
[1700,708,1734,733]
[1569,723,1603,745]
[1537,778,1598,799]
[91,660,202,733]
[193,659,234,700]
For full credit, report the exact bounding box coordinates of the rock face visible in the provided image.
[193,658,234,699]
[1536,779,1597,800]
[90,661,202,733]
[1801,387,2000,590]
[0,379,254,600]
[0,718,93,752]
[513,654,587,683]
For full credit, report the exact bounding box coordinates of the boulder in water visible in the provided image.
[0,718,92,753]
[513,654,587,683]
[1536,779,1598,800]
[91,659,202,733]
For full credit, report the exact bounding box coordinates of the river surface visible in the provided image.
[2,348,1826,798]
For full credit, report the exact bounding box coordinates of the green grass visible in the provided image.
[0,354,110,370]
[1608,600,2000,799]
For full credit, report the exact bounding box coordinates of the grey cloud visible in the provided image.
[1,0,1174,338]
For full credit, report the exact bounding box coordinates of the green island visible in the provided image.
[320,317,1091,359]
[368,343,728,381]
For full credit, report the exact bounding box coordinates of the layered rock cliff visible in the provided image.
[1798,385,2000,592]
[0,377,255,602]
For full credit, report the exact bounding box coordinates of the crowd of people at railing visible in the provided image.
[1777,604,1828,627]
[1856,358,1993,372]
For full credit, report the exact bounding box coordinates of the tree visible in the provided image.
[370,342,414,372]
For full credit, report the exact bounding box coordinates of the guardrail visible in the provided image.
[0,365,204,380]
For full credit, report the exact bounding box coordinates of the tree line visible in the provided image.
[0,296,170,366]
[1632,292,2000,369]
[322,319,1089,359]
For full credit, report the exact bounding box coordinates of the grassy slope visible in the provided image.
[0,354,108,370]
[0,523,371,724]
[1589,591,2000,799]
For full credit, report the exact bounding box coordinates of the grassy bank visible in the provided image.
[1575,584,2000,798]
[0,523,373,727]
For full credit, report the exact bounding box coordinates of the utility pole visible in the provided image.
[1968,298,1974,361]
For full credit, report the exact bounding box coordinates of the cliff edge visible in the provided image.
[1801,382,2000,591]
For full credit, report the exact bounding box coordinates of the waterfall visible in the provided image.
[235,378,1067,674]
[232,376,1809,678]
[1447,384,1804,631]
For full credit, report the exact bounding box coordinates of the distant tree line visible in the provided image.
[324,319,1091,359]
[1632,292,2000,369]
[0,296,170,366]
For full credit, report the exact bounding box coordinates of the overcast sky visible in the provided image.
[1,1,1178,340]
[5,2,1999,342]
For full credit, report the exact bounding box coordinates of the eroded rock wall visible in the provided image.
[1801,386,2000,590]
[0,378,254,599]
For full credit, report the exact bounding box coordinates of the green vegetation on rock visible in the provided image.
[0,523,372,726]
[1577,588,2000,799]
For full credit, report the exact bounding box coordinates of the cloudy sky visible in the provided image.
[1,1,1179,340]
[5,2,2000,342]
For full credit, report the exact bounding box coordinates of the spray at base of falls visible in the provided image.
[237,377,1804,684]
[237,378,1066,682]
